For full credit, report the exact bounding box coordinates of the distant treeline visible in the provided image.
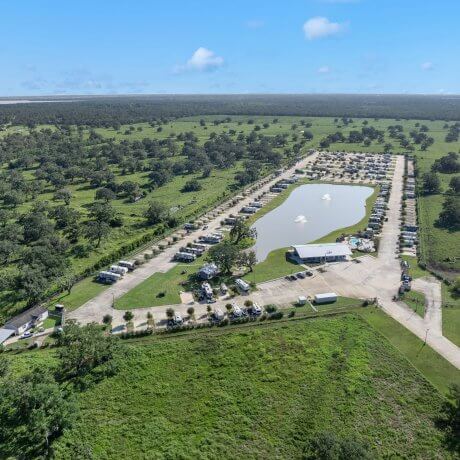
[1,94,460,126]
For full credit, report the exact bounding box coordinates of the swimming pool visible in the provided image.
[349,237,361,247]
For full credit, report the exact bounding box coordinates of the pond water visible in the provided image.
[251,184,373,261]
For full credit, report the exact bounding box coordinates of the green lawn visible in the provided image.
[46,315,452,458]
[359,307,460,394]
[312,296,364,311]
[442,283,460,347]
[51,277,108,312]
[401,290,426,317]
[115,264,191,309]
[243,247,300,284]
[401,255,428,280]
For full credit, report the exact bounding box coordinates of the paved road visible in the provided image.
[63,155,460,369]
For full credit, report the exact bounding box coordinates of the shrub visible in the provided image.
[268,311,284,320]
[265,304,277,313]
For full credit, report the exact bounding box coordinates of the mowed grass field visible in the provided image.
[8,315,454,459]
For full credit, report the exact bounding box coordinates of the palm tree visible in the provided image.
[206,305,212,315]
[123,311,134,332]
[123,311,134,322]
[102,314,113,327]
[146,311,155,329]
[187,306,195,322]
[166,308,175,320]
[225,303,233,316]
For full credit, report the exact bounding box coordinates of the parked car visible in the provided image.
[168,315,184,327]
[20,331,33,339]
[296,272,306,279]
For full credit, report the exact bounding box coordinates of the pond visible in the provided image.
[251,183,374,261]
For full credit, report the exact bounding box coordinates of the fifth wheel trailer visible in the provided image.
[314,293,338,304]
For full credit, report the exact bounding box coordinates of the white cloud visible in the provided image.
[421,61,433,71]
[303,17,346,40]
[246,19,265,29]
[317,66,331,74]
[175,47,224,73]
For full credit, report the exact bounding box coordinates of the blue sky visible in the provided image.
[1,0,459,96]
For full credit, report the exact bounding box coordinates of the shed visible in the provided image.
[298,296,307,305]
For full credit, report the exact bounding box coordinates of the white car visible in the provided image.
[20,331,33,339]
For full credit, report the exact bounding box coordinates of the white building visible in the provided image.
[290,243,352,264]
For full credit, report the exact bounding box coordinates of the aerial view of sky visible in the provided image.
[1,0,459,96]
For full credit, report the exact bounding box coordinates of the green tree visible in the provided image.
[422,172,441,195]
[439,384,460,453]
[55,320,121,385]
[0,369,76,458]
[230,218,257,244]
[84,220,110,247]
[208,241,241,274]
[437,195,460,229]
[165,308,175,320]
[95,187,116,202]
[54,188,72,205]
[144,200,169,225]
[182,179,202,192]
[240,250,257,272]
[449,176,460,194]
[303,431,371,460]
[102,314,113,327]
[187,306,195,321]
[123,311,134,322]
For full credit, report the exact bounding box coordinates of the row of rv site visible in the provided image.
[398,157,418,295]
[97,260,136,283]
[304,152,394,183]
[400,157,418,257]
[166,291,338,329]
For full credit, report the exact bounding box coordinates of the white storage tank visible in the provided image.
[314,292,338,304]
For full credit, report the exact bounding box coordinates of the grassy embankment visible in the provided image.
[8,314,456,459]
